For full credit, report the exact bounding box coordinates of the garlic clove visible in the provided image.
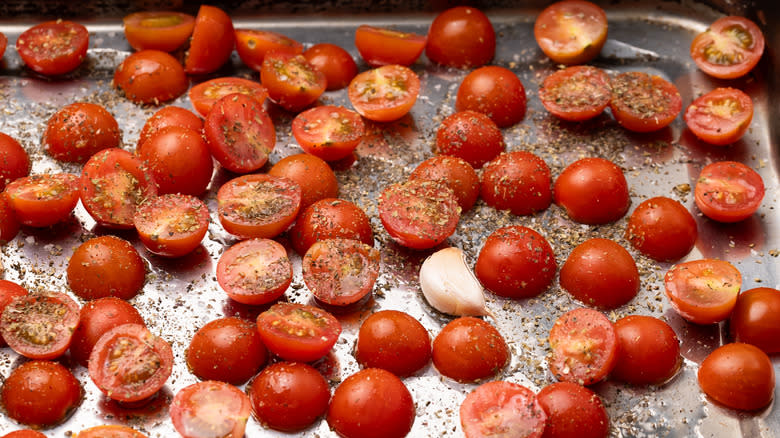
[419,247,490,317]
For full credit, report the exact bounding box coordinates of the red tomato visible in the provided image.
[88,323,173,402]
[247,361,331,432]
[290,198,373,256]
[2,430,48,438]
[189,77,268,117]
[548,308,618,386]
[435,110,505,169]
[610,72,682,133]
[138,106,202,147]
[216,238,292,305]
[4,173,80,227]
[611,315,681,385]
[684,87,753,146]
[664,259,742,325]
[0,280,28,347]
[327,368,415,438]
[426,6,495,68]
[170,381,251,438]
[303,43,358,90]
[1,361,81,427]
[136,126,213,196]
[184,5,234,75]
[456,67,526,128]
[123,11,195,52]
[355,310,431,376]
[534,0,608,65]
[67,235,146,300]
[0,291,79,360]
[16,20,89,75]
[354,25,426,67]
[625,196,697,262]
[553,157,630,225]
[256,302,341,362]
[291,106,365,161]
[559,238,640,309]
[303,238,380,306]
[75,425,148,438]
[730,287,780,354]
[690,16,765,79]
[409,155,480,212]
[698,343,774,410]
[475,225,556,299]
[538,66,612,121]
[432,317,509,383]
[133,194,209,257]
[114,50,188,105]
[0,132,30,191]
[261,51,327,112]
[187,317,268,385]
[460,381,546,438]
[203,93,276,173]
[70,297,145,368]
[0,195,20,243]
[378,179,460,250]
[536,382,609,438]
[0,32,6,59]
[79,148,158,229]
[480,151,552,215]
[43,102,120,163]
[268,153,339,209]
[216,173,301,239]
[694,160,764,223]
[235,29,303,71]
[347,64,420,122]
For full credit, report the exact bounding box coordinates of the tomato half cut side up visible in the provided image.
[255,302,341,362]
[694,160,764,223]
[4,173,80,227]
[459,381,547,438]
[548,307,618,386]
[538,65,611,121]
[302,238,380,306]
[664,258,742,325]
[291,105,365,161]
[684,87,753,146]
[533,0,608,65]
[690,16,765,79]
[189,77,268,117]
[184,5,234,75]
[260,51,327,112]
[0,280,29,347]
[0,291,79,360]
[170,381,251,438]
[348,64,421,122]
[610,71,682,133]
[133,194,210,257]
[123,11,195,52]
[16,20,89,76]
[76,425,148,438]
[354,25,426,67]
[70,297,146,368]
[216,238,292,305]
[235,29,303,72]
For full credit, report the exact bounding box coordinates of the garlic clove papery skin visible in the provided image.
[419,247,490,317]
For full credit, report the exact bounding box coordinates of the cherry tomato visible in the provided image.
[2,430,48,438]
[327,368,415,438]
[378,179,460,250]
[354,25,426,67]
[536,382,610,438]
[0,280,28,347]
[553,157,630,225]
[189,77,268,117]
[355,310,431,376]
[261,51,327,112]
[460,381,546,438]
[203,93,276,173]
[0,32,6,59]
[137,126,213,196]
[694,160,764,223]
[730,287,780,354]
[235,29,303,71]
[611,315,681,385]
[456,66,527,128]
[75,425,148,438]
[548,308,618,386]
[1,361,81,428]
[348,64,420,122]
[291,105,365,161]
[409,155,480,212]
[534,0,608,65]
[70,297,145,368]
[0,195,20,243]
[184,5,234,75]
[0,132,30,191]
[426,6,495,68]
[114,50,188,105]
[610,71,682,133]
[43,102,120,163]
[123,11,195,52]
[256,302,341,362]
[480,151,552,215]
[170,381,251,438]
[303,238,380,306]
[247,361,331,432]
[1,291,79,360]
[290,198,373,256]
[216,238,292,305]
[138,106,202,147]
[303,43,358,90]
[133,194,209,257]
[216,173,301,239]
[538,65,612,121]
[435,110,505,169]
[475,225,556,299]
[67,235,146,300]
[690,16,765,79]
[625,196,697,262]
[684,87,753,146]
[432,317,509,383]
[664,259,742,325]
[187,316,268,385]
[4,173,80,227]
[16,20,89,76]
[560,238,640,309]
[268,152,339,210]
[698,342,774,410]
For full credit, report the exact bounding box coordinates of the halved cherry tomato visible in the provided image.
[691,16,765,79]
[137,126,213,196]
[184,5,234,75]
[186,317,268,384]
[138,106,203,147]
[2,430,48,438]
[426,6,495,68]
[435,110,505,169]
[216,238,292,305]
[290,198,373,255]
[0,32,6,59]
[480,151,552,215]
[255,302,341,362]
[460,381,546,438]
[455,66,527,127]
[553,157,630,225]
[664,258,742,325]
[0,195,20,243]
[1,361,81,428]
[268,153,339,209]
[355,310,431,377]
[204,93,276,173]
[548,308,618,386]
[698,343,774,410]
[625,196,697,262]
[303,43,358,90]
[216,173,301,239]
[610,71,682,133]
[348,64,420,122]
[0,291,80,360]
[0,132,30,191]
[133,194,209,257]
[303,238,380,306]
[611,315,681,385]
[730,287,780,354]
[114,49,188,105]
[16,20,89,75]
[170,381,251,438]
[235,29,303,71]
[88,323,173,403]
[123,11,196,52]
[291,105,365,161]
[534,0,608,65]
[261,51,326,112]
[409,155,480,212]
[189,77,268,117]
[76,425,148,438]
[354,25,426,67]
[0,280,28,347]
[67,235,146,300]
[684,87,753,146]
[694,160,764,223]
[536,382,609,438]
[43,102,120,163]
[432,317,509,383]
[70,297,145,368]
[4,173,80,227]
[539,65,611,121]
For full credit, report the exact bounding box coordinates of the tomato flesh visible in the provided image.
[355,25,426,67]
[133,194,210,257]
[291,105,365,161]
[685,87,753,146]
[216,238,292,305]
[610,71,682,133]
[534,0,608,65]
[348,64,420,122]
[4,173,80,227]
[170,381,251,438]
[664,259,742,325]
[548,308,618,386]
[123,11,195,52]
[694,160,764,223]
[690,16,765,79]
[16,20,89,76]
[460,381,546,438]
[255,302,341,362]
[189,77,268,117]
[0,291,80,360]
[303,238,380,306]
[539,65,611,121]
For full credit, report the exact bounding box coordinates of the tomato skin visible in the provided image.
[664,259,742,325]
[694,160,764,223]
[216,238,292,305]
[123,11,195,52]
[67,235,146,301]
[538,66,611,121]
[75,425,148,438]
[187,317,268,385]
[189,77,268,117]
[347,64,420,122]
[0,280,29,347]
[536,382,609,438]
[303,43,358,90]
[690,16,765,79]
[268,153,339,209]
[611,315,681,385]
[730,287,780,354]
[290,198,373,256]
[138,106,202,148]
[261,51,327,112]
[553,157,630,225]
[1,291,80,360]
[70,297,145,368]
[409,155,479,212]
[456,66,527,128]
[43,102,120,163]
[356,310,431,377]
[327,368,415,438]
[698,343,774,411]
[4,173,80,227]
[184,5,234,75]
[0,132,31,191]
[16,20,89,76]
[684,87,753,146]
[625,196,697,262]
[133,194,210,257]
[435,110,505,169]
[0,32,6,59]
[534,0,608,65]
[291,106,365,162]
[610,72,682,133]
[2,430,48,438]
[256,302,341,362]
[426,6,495,68]
[235,29,303,72]
[480,151,552,215]
[548,308,618,386]
[136,126,214,196]
[460,381,547,438]
[0,195,20,243]
[114,50,188,105]
[303,238,380,306]
[432,317,509,383]
[1,360,82,428]
[355,25,426,67]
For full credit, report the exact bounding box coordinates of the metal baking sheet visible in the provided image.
[0,1,777,436]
